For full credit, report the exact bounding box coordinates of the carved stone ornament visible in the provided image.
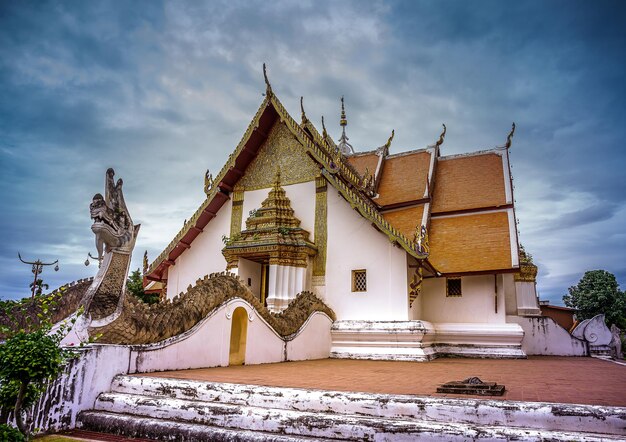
[90,168,137,260]
[514,246,538,282]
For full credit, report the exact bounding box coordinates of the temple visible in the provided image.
[143,67,541,360]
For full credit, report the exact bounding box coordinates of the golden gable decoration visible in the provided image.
[222,170,317,270]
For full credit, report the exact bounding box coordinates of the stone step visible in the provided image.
[109,375,626,436]
[85,391,623,441]
[79,411,325,441]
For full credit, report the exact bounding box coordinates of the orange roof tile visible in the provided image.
[346,153,379,178]
[428,211,513,273]
[382,205,425,239]
[431,153,507,214]
[376,151,431,206]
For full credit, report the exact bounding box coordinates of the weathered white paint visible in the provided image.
[326,190,408,320]
[331,319,525,359]
[166,200,232,299]
[22,344,131,433]
[571,314,613,356]
[432,322,525,358]
[331,320,437,361]
[82,374,626,441]
[421,275,506,324]
[509,315,587,356]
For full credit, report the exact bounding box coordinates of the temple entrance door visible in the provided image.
[228,307,248,366]
[260,263,269,308]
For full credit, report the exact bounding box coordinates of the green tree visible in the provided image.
[28,279,48,297]
[563,270,626,329]
[0,290,78,439]
[127,269,159,304]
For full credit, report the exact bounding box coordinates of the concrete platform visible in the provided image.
[139,356,626,407]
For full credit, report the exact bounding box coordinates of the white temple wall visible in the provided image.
[503,273,518,315]
[241,181,316,239]
[238,257,262,300]
[325,191,408,320]
[421,275,506,324]
[166,200,232,299]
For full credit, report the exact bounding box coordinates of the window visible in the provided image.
[446,278,462,297]
[352,269,367,292]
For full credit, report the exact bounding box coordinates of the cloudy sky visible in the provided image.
[1,1,625,304]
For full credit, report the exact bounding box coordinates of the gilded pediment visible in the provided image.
[237,121,319,191]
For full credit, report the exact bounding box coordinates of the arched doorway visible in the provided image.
[229,307,248,366]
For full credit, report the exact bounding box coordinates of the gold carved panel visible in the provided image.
[238,121,319,191]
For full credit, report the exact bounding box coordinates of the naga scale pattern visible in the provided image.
[90,272,335,345]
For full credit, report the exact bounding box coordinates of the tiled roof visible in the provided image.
[431,152,507,214]
[382,205,425,239]
[346,152,378,177]
[376,151,431,206]
[428,211,513,273]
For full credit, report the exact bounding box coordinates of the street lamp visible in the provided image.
[84,252,102,268]
[17,252,59,298]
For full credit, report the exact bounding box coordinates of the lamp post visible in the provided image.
[18,253,59,298]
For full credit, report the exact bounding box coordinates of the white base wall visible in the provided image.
[331,320,525,360]
[509,315,587,356]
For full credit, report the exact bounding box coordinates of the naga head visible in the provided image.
[90,168,138,260]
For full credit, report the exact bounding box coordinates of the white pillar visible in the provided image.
[515,280,541,316]
[266,265,307,313]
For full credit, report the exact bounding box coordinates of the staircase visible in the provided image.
[78,374,626,441]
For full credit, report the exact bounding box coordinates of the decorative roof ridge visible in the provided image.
[439,148,505,161]
[386,147,432,159]
[346,149,379,157]
[268,94,366,192]
[147,96,272,276]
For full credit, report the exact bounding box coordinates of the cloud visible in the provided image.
[0,0,625,303]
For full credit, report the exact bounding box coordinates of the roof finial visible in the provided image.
[143,250,149,275]
[263,63,272,96]
[300,96,308,124]
[505,122,516,149]
[435,124,446,148]
[384,129,395,149]
[321,115,328,139]
[337,96,355,155]
[274,167,282,188]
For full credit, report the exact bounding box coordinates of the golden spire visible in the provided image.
[274,168,282,189]
[337,96,354,154]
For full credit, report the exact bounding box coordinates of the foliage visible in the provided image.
[0,423,25,442]
[127,269,158,305]
[28,279,49,297]
[0,288,82,438]
[563,270,626,329]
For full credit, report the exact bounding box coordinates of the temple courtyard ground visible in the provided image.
[141,356,626,407]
